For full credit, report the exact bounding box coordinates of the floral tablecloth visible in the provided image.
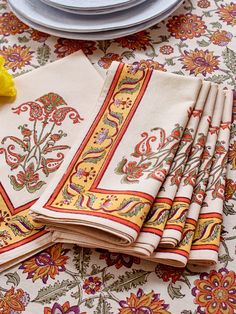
[0,0,236,313]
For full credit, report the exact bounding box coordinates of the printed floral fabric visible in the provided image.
[0,51,103,270]
[0,0,236,313]
[31,61,202,250]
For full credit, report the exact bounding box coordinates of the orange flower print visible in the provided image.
[159,45,174,55]
[192,268,236,314]
[210,30,233,46]
[116,159,150,183]
[82,276,102,295]
[98,52,122,69]
[30,30,50,42]
[150,168,167,182]
[212,181,225,200]
[218,2,236,26]
[118,289,171,314]
[44,302,86,314]
[180,49,219,76]
[132,59,166,72]
[19,125,32,137]
[0,287,30,314]
[215,142,226,155]
[192,188,206,205]
[225,179,236,202]
[202,147,210,160]
[166,14,206,40]
[0,45,33,72]
[171,125,182,140]
[9,162,45,193]
[228,141,236,170]
[54,38,96,57]
[196,134,206,148]
[98,249,140,269]
[182,129,193,142]
[155,264,184,283]
[115,31,151,50]
[197,0,210,8]
[19,244,69,283]
[0,12,29,36]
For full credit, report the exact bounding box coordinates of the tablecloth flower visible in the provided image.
[192,268,236,314]
[19,244,69,283]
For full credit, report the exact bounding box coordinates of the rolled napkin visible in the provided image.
[0,51,104,271]
[189,90,233,265]
[159,84,218,248]
[149,87,225,267]
[30,61,202,246]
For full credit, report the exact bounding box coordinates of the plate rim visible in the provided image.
[9,1,183,40]
[8,0,181,33]
[40,0,147,15]
[44,0,135,10]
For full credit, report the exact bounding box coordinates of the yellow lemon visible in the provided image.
[0,56,17,97]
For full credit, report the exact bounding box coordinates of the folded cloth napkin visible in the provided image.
[149,88,226,267]
[33,65,233,267]
[126,81,211,256]
[159,84,218,248]
[0,51,103,271]
[189,90,233,265]
[98,81,211,256]
[30,61,202,246]
[4,54,232,269]
[46,85,231,267]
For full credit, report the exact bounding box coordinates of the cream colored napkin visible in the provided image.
[30,61,202,246]
[189,90,233,265]
[40,82,233,268]
[0,51,103,271]
[159,84,218,247]
[149,88,226,267]
[125,82,211,256]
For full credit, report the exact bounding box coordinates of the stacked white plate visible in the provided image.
[8,0,183,40]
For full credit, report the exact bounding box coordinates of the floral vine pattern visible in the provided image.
[0,92,82,193]
[44,63,153,231]
[0,0,236,313]
[115,124,184,184]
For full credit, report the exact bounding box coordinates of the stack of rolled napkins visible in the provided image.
[0,51,233,271]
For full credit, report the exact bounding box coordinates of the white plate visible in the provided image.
[40,0,147,15]
[44,0,138,10]
[9,1,183,40]
[8,0,180,33]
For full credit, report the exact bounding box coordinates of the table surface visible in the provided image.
[0,0,236,313]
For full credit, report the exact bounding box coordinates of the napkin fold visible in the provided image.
[149,88,226,267]
[104,81,211,256]
[159,84,218,248]
[1,52,233,270]
[0,51,103,271]
[30,61,202,246]
[43,81,233,268]
[127,81,211,256]
[189,90,233,265]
